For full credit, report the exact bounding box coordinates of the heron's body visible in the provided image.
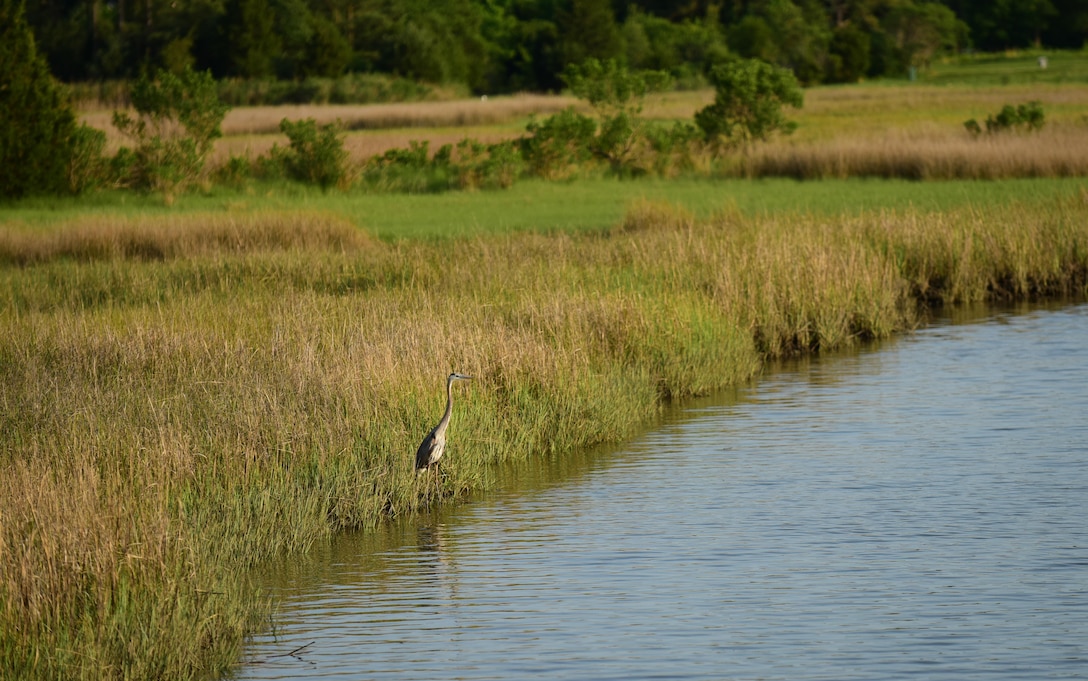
[415,372,471,471]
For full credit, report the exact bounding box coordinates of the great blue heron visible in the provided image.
[415,372,472,472]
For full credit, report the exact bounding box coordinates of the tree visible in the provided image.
[558,0,623,68]
[943,0,1057,50]
[882,0,964,70]
[827,23,871,82]
[695,57,804,149]
[727,15,781,64]
[622,7,730,80]
[0,0,82,197]
[302,15,351,78]
[225,0,280,77]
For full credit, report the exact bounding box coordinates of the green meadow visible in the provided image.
[4,55,1088,679]
[6,176,1088,240]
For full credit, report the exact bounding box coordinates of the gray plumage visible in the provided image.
[415,372,472,471]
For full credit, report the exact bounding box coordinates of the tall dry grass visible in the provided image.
[76,82,1088,177]
[740,124,1088,180]
[2,196,1087,679]
[80,94,577,156]
[0,212,368,265]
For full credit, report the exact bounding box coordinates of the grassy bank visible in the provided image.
[2,192,1088,679]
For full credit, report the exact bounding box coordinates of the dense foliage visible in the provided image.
[0,0,102,197]
[22,0,1088,92]
[112,67,229,194]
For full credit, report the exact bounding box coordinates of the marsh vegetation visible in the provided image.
[3,191,1088,679]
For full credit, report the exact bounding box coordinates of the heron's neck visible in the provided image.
[438,377,455,430]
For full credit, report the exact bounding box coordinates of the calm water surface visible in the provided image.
[237,302,1088,680]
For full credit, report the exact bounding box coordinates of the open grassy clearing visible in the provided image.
[3,192,1088,679]
[3,177,1087,240]
[922,48,1088,86]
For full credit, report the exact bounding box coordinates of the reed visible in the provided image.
[0,211,368,266]
[739,124,1088,180]
[2,195,1087,679]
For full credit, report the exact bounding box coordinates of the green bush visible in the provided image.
[965,101,1046,136]
[644,121,700,176]
[0,0,84,198]
[66,124,111,194]
[562,58,671,174]
[275,118,350,190]
[695,57,803,150]
[520,108,599,179]
[112,67,230,195]
[361,140,452,193]
[448,139,526,190]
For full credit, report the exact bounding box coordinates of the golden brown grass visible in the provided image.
[740,123,1088,180]
[77,82,1088,177]
[0,211,368,265]
[81,93,578,159]
[3,195,1087,680]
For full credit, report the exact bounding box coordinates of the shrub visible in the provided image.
[112,67,230,195]
[361,140,452,193]
[520,108,599,179]
[965,101,1046,136]
[562,58,671,174]
[275,118,350,190]
[66,123,111,194]
[449,139,526,190]
[695,58,803,150]
[644,122,701,177]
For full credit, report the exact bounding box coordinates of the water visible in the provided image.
[236,302,1088,680]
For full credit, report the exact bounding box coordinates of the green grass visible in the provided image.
[4,176,1087,240]
[922,48,1088,86]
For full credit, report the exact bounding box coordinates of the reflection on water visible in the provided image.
[236,302,1088,680]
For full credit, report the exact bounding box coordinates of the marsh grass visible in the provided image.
[0,211,368,265]
[2,196,1088,679]
[742,124,1088,180]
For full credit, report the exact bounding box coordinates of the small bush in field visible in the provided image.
[449,139,526,190]
[562,58,671,174]
[361,140,452,193]
[520,108,598,179]
[644,122,701,176]
[66,123,112,193]
[112,67,230,196]
[695,57,803,150]
[965,101,1045,136]
[275,117,350,190]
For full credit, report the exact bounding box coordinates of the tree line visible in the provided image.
[23,0,1088,92]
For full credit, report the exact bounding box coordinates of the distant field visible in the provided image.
[6,177,1088,240]
[75,52,1088,168]
[922,49,1088,86]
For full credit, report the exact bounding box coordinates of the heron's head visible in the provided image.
[449,372,473,382]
